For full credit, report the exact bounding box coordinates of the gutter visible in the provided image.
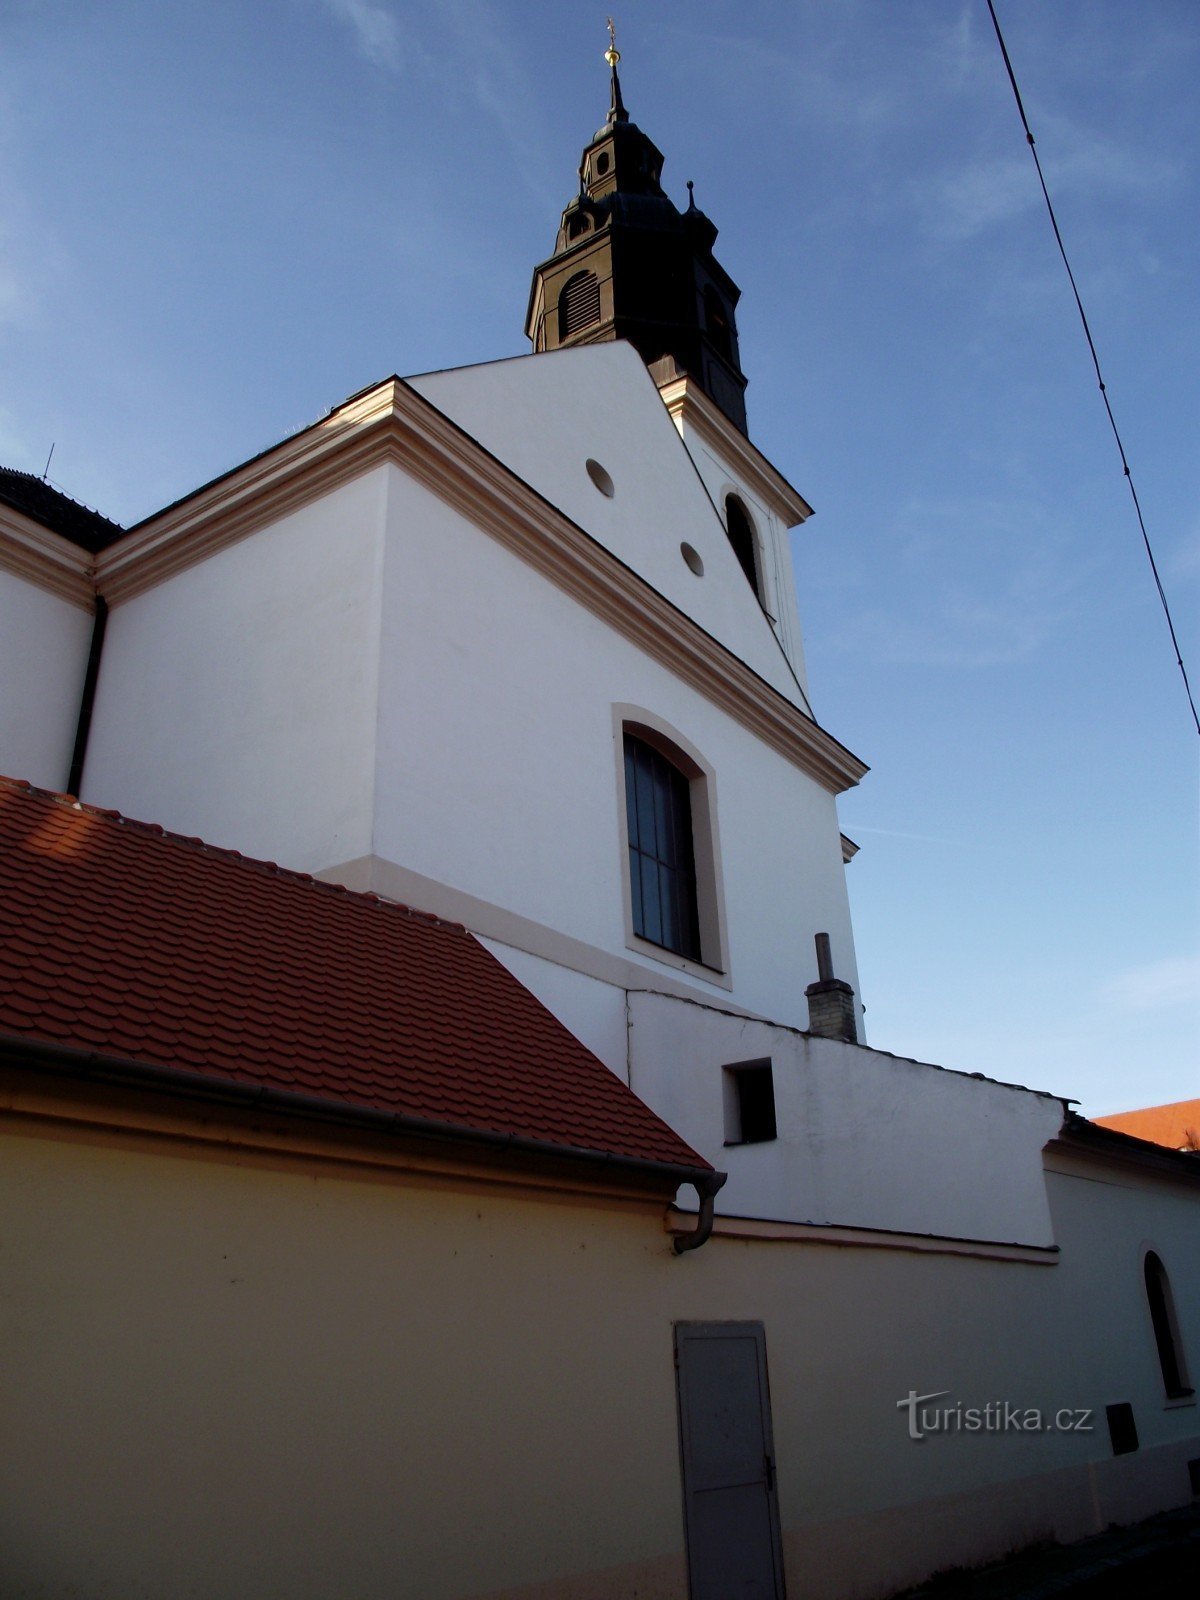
[1055,1110,1200,1183]
[672,1171,727,1254]
[0,1033,726,1243]
[66,594,108,796]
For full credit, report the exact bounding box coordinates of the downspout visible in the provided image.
[673,1171,728,1255]
[67,594,108,797]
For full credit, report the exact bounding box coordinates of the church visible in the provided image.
[0,45,1196,1600]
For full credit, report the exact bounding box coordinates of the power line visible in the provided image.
[985,0,1199,738]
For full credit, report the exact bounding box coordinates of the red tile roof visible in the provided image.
[1094,1100,1200,1153]
[0,778,708,1177]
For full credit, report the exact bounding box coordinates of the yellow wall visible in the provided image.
[1,1113,1197,1600]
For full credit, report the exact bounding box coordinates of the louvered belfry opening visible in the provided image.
[559,270,601,340]
[526,69,750,430]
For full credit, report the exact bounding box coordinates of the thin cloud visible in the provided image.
[0,405,36,469]
[0,259,24,331]
[822,497,1084,669]
[845,825,949,846]
[320,0,400,69]
[670,26,898,135]
[924,119,1182,244]
[432,0,555,206]
[936,0,984,94]
[1104,955,1200,1014]
[1170,523,1200,578]
[831,604,1060,670]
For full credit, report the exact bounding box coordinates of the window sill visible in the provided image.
[625,931,732,991]
[1163,1392,1196,1410]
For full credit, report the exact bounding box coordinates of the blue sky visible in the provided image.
[2,1,1196,1115]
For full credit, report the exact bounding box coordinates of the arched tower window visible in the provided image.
[704,286,733,365]
[558,270,601,340]
[1143,1251,1192,1399]
[723,494,760,597]
[623,731,701,961]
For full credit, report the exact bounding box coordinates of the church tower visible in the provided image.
[525,33,750,433]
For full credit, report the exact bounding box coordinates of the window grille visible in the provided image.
[623,732,700,960]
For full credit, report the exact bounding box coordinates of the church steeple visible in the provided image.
[604,20,628,127]
[524,31,750,433]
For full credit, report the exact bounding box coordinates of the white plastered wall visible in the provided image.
[408,345,809,712]
[1043,1145,1200,1515]
[60,352,860,1042]
[372,458,860,1036]
[630,989,1065,1243]
[0,570,93,792]
[80,472,387,869]
[671,427,811,695]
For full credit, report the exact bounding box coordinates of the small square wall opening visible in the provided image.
[1106,1402,1139,1456]
[723,1061,776,1146]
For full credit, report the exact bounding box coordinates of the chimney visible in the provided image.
[805,933,858,1043]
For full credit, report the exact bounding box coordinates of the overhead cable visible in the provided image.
[986,0,1198,737]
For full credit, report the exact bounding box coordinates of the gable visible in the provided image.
[408,344,809,710]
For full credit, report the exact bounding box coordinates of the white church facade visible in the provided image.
[0,55,1196,1600]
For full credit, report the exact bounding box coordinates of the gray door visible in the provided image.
[674,1321,786,1600]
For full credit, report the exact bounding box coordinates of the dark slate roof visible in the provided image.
[0,468,124,553]
[0,777,710,1179]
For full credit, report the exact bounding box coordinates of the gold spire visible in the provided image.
[604,17,620,68]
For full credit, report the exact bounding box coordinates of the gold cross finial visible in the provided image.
[604,17,620,68]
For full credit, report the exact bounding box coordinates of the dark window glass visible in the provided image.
[559,270,602,339]
[724,495,760,595]
[1105,1402,1139,1456]
[624,733,700,961]
[1145,1252,1192,1398]
[728,1064,777,1145]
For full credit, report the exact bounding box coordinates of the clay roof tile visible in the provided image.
[0,777,707,1175]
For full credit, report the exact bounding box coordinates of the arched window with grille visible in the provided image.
[1143,1251,1193,1399]
[558,270,601,340]
[724,494,761,597]
[616,712,729,978]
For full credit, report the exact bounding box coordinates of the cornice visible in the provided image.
[96,378,866,793]
[0,502,95,609]
[1047,1117,1200,1187]
[96,382,407,604]
[664,1208,1060,1264]
[656,375,814,527]
[0,1060,688,1210]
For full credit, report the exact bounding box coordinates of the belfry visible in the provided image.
[525,29,750,432]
